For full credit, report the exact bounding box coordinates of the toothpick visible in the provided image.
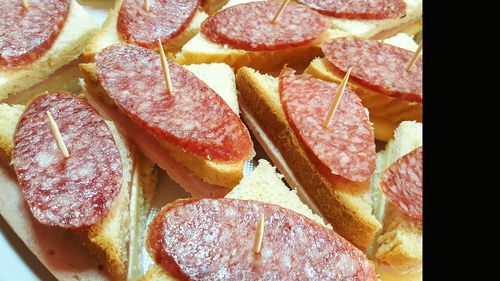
[144,0,150,12]
[406,41,422,71]
[252,214,265,254]
[322,67,352,128]
[22,0,29,9]
[46,111,69,158]
[271,0,290,23]
[157,39,173,94]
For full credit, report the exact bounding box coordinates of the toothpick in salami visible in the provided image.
[144,0,150,12]
[407,40,423,72]
[252,214,265,254]
[271,0,290,24]
[158,39,173,94]
[322,67,352,128]
[22,0,29,9]
[147,198,378,280]
[46,110,70,158]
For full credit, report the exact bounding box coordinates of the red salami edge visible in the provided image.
[380,146,423,221]
[12,92,123,229]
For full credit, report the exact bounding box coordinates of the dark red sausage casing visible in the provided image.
[201,1,328,51]
[380,146,423,221]
[279,67,376,184]
[0,0,71,69]
[298,0,407,19]
[117,0,200,49]
[148,198,378,280]
[95,44,253,162]
[12,92,123,229]
[322,37,423,103]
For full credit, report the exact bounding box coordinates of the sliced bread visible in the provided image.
[236,67,381,249]
[0,0,99,100]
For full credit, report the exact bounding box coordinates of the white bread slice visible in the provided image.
[371,121,423,277]
[0,0,99,101]
[236,67,381,250]
[140,159,333,281]
[0,101,158,281]
[80,61,248,189]
[183,63,239,115]
[304,33,420,142]
[82,0,208,61]
[2,60,84,105]
[225,159,331,228]
[175,0,350,72]
[0,104,24,165]
[201,0,229,14]
[327,0,423,39]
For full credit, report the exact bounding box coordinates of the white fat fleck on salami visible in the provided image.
[298,0,406,19]
[12,93,122,229]
[322,37,423,103]
[380,146,422,221]
[279,67,376,182]
[148,198,377,280]
[117,0,199,49]
[0,0,71,69]
[95,44,253,162]
[200,1,328,51]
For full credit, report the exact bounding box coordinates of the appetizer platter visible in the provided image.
[0,0,423,280]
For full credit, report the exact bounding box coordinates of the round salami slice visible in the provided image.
[322,37,423,103]
[12,93,123,229]
[95,44,253,162]
[380,146,422,221]
[0,0,71,69]
[117,0,200,49]
[200,1,328,51]
[279,67,376,182]
[148,198,377,280]
[297,0,406,19]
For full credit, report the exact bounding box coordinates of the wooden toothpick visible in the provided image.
[144,0,150,12]
[322,67,352,128]
[157,39,173,94]
[46,111,69,158]
[22,0,29,9]
[406,41,422,71]
[252,214,265,254]
[271,0,290,23]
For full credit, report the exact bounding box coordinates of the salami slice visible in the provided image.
[0,0,71,69]
[322,37,423,103]
[297,0,406,19]
[279,67,376,182]
[12,93,122,229]
[117,0,200,49]
[200,1,328,51]
[148,198,377,280]
[380,146,422,221]
[95,44,253,162]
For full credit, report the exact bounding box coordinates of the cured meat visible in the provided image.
[380,146,422,221]
[117,0,200,49]
[200,1,328,51]
[95,44,253,162]
[297,0,406,19]
[322,37,423,103]
[279,67,376,182]
[12,92,122,229]
[148,198,377,280]
[0,0,71,69]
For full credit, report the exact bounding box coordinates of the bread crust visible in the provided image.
[236,67,381,249]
